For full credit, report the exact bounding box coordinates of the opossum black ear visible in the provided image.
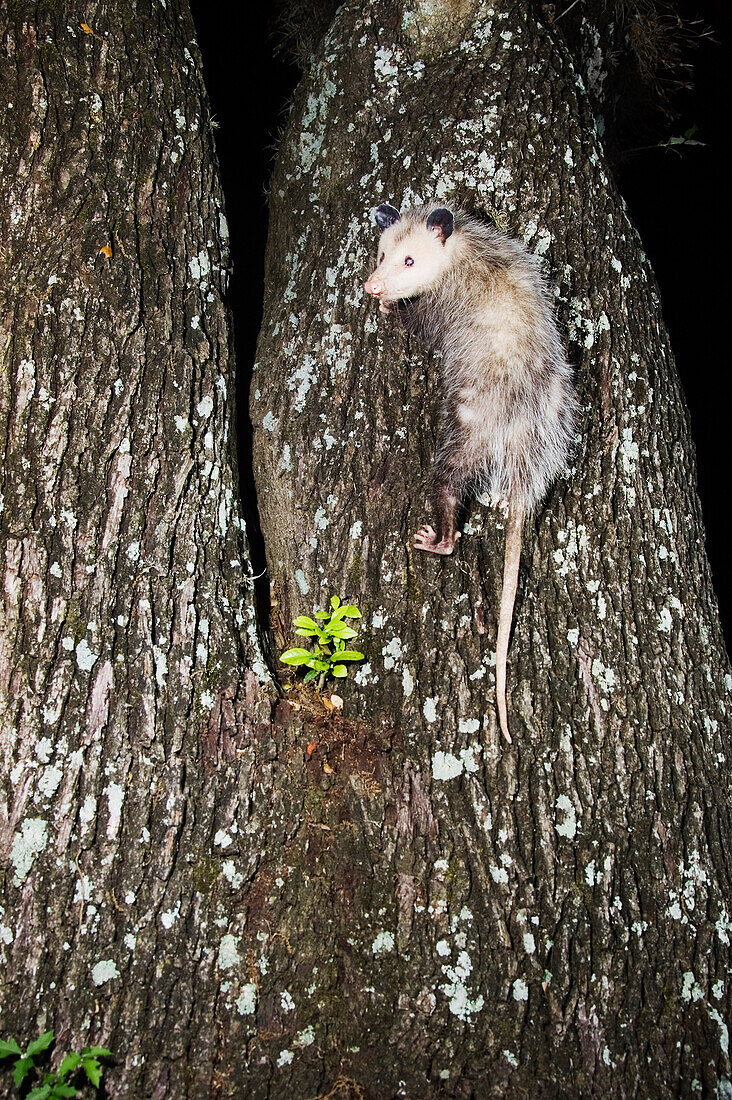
[426,208,454,243]
[375,204,401,230]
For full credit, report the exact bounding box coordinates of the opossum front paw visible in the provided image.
[490,494,511,517]
[413,524,460,555]
[378,300,392,314]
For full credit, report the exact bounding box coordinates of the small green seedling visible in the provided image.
[280,595,365,689]
[0,1031,111,1098]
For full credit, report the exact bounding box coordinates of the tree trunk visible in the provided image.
[251,0,732,1096]
[0,2,730,1099]
[0,2,274,1095]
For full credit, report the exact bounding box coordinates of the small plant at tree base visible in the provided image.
[0,1031,111,1098]
[280,596,364,689]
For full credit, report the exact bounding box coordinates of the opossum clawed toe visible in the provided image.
[367,202,576,742]
[414,525,459,555]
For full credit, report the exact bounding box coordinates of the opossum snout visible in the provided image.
[364,277,383,297]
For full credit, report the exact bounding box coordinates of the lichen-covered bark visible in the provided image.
[250,0,732,1096]
[0,2,276,1095]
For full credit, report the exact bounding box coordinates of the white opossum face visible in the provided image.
[364,205,455,308]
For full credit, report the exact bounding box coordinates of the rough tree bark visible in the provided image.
[0,3,729,1100]
[251,0,732,1096]
[0,2,274,1096]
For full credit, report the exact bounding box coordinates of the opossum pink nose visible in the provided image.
[364,279,382,297]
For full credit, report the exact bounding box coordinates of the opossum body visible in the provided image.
[364,204,576,742]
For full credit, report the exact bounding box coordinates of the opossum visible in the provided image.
[364,203,576,743]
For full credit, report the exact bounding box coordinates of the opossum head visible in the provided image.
[364,205,455,306]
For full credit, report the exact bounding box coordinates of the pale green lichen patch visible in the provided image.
[91,959,119,986]
[236,983,258,1015]
[161,903,180,929]
[292,1026,315,1048]
[681,971,704,1003]
[38,765,63,800]
[440,948,484,1021]
[554,794,578,839]
[295,569,310,595]
[214,828,234,848]
[382,636,403,669]
[372,930,395,954]
[106,782,124,838]
[432,746,481,780]
[552,522,589,577]
[512,977,529,1001]
[11,818,48,885]
[423,697,438,723]
[218,934,240,971]
[619,427,639,478]
[0,914,13,945]
[188,250,210,283]
[222,860,243,889]
[591,659,616,704]
[75,637,98,671]
[711,1007,729,1056]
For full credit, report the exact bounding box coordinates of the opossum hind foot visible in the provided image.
[414,524,461,555]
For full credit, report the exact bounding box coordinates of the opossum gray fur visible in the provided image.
[364,203,576,743]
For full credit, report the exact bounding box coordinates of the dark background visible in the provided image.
[190,2,732,647]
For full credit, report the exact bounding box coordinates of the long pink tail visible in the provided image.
[496,501,525,744]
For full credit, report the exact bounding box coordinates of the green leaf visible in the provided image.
[293,615,318,630]
[314,609,330,619]
[303,669,319,683]
[340,605,362,619]
[57,1053,82,1078]
[0,1038,22,1058]
[82,1058,102,1087]
[330,595,341,609]
[49,1086,78,1098]
[294,627,319,637]
[81,1048,112,1059]
[332,650,364,661]
[14,1057,34,1087]
[327,624,357,640]
[26,1033,54,1058]
[332,664,347,677]
[26,1086,51,1100]
[280,648,314,665]
[310,659,330,672]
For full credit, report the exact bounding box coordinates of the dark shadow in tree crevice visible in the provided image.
[190,2,300,674]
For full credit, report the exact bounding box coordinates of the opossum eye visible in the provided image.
[404,256,414,267]
[379,253,384,263]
